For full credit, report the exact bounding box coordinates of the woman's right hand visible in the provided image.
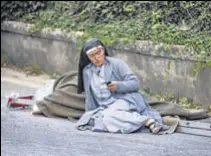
[107,81,117,91]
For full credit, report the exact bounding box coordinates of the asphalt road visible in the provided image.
[1,78,211,156]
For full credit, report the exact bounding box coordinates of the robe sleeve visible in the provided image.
[115,59,140,93]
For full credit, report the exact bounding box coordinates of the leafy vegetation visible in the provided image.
[1,1,52,22]
[154,93,201,110]
[14,1,210,62]
[23,64,42,76]
[2,1,210,62]
[141,88,202,110]
[1,55,9,67]
[49,72,61,79]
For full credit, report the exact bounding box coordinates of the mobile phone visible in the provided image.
[106,81,111,86]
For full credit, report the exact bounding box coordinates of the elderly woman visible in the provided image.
[76,38,169,134]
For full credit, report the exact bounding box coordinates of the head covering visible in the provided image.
[86,45,103,55]
[77,38,110,94]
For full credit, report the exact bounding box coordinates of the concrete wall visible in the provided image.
[1,31,78,73]
[1,21,211,109]
[1,21,84,73]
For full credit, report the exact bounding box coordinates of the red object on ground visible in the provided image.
[7,95,34,110]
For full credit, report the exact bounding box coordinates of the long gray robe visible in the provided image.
[76,57,169,133]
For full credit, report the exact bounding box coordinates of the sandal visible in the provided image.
[145,119,162,134]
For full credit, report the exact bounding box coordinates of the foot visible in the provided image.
[145,119,162,134]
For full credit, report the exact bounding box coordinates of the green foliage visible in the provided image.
[4,1,210,63]
[1,1,52,22]
[207,60,211,66]
[179,97,201,110]
[1,55,9,67]
[141,89,202,110]
[24,64,42,76]
[154,92,201,110]
[190,61,211,77]
[49,72,61,79]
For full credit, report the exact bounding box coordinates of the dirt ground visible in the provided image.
[1,67,51,88]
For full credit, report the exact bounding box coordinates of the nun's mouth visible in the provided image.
[94,60,104,66]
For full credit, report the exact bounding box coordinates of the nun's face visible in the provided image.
[87,47,105,66]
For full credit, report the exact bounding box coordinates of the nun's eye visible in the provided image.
[88,50,102,59]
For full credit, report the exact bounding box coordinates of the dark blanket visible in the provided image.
[35,71,209,134]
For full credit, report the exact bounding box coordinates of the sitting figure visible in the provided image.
[76,38,169,134]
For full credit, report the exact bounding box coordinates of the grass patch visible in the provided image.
[141,89,202,110]
[23,64,42,76]
[1,55,9,67]
[49,72,61,79]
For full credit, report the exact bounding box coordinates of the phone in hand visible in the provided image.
[106,81,112,86]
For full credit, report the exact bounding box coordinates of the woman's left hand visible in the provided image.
[107,81,117,91]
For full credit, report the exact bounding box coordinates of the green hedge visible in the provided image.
[1,1,52,22]
[70,1,211,31]
[2,1,211,61]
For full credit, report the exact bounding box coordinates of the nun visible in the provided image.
[76,38,169,134]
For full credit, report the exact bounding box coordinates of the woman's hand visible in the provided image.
[107,81,117,91]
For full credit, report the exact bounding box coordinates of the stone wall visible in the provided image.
[1,21,211,109]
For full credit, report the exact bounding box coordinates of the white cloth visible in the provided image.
[34,79,55,102]
[90,64,116,106]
